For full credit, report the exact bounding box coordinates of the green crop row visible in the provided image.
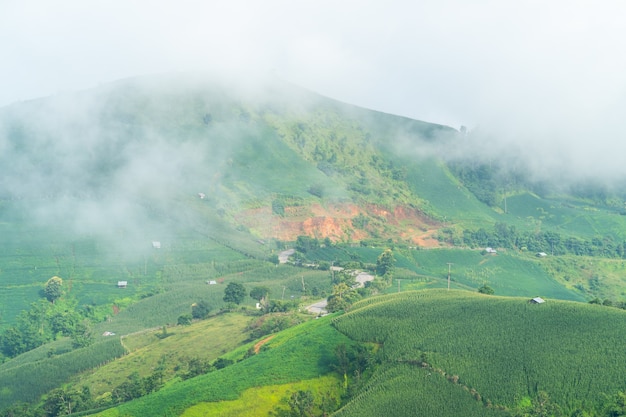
[333,290,626,411]
[334,363,508,417]
[0,337,125,409]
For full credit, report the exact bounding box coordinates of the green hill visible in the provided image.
[332,290,626,416]
[1,72,626,414]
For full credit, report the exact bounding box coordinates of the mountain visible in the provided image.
[2,72,626,415]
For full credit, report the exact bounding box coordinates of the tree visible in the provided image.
[287,390,315,417]
[177,314,192,325]
[184,357,211,379]
[72,319,94,348]
[268,254,280,265]
[191,300,211,319]
[375,249,395,278]
[295,236,319,253]
[223,282,247,305]
[250,286,270,302]
[44,276,64,303]
[478,284,495,295]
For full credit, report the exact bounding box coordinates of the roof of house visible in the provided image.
[531,297,545,304]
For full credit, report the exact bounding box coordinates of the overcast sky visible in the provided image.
[2,1,626,179]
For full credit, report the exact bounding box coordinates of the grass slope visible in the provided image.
[92,314,351,416]
[75,313,252,397]
[333,290,626,414]
[180,375,341,417]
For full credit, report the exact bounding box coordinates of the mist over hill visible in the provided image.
[2,72,626,255]
[3,73,626,416]
[0,73,456,247]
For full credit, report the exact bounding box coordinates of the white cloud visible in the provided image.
[2,0,626,181]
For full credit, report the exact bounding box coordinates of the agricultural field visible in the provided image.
[334,363,508,417]
[3,73,626,415]
[0,337,125,408]
[504,192,626,240]
[332,290,626,414]
[404,158,499,226]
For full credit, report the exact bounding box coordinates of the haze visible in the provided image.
[2,0,626,181]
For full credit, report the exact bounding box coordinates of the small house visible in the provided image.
[536,252,547,257]
[117,281,128,288]
[152,241,161,249]
[530,297,545,304]
[485,247,497,254]
[207,280,217,285]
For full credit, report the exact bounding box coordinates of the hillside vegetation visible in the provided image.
[333,290,626,416]
[1,73,626,414]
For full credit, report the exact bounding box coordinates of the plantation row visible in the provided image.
[0,337,125,409]
[334,363,508,417]
[332,290,626,413]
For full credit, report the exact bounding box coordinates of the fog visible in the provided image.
[2,1,626,197]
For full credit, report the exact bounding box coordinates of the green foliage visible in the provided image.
[307,184,324,198]
[461,220,626,258]
[272,390,315,417]
[249,286,270,302]
[112,371,163,404]
[177,314,192,326]
[183,358,212,380]
[0,298,89,357]
[191,300,212,319]
[44,276,64,303]
[71,319,95,349]
[351,213,370,230]
[375,249,395,278]
[448,161,499,206]
[478,284,495,295]
[223,282,247,305]
[272,199,286,216]
[295,236,320,254]
[42,385,93,417]
[247,313,303,340]
[327,283,361,313]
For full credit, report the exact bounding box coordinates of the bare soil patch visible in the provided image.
[254,335,276,354]
[236,202,442,246]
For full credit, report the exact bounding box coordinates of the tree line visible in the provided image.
[0,277,94,359]
[438,222,626,258]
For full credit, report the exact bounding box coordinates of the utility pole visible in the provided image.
[398,279,401,293]
[447,263,453,290]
